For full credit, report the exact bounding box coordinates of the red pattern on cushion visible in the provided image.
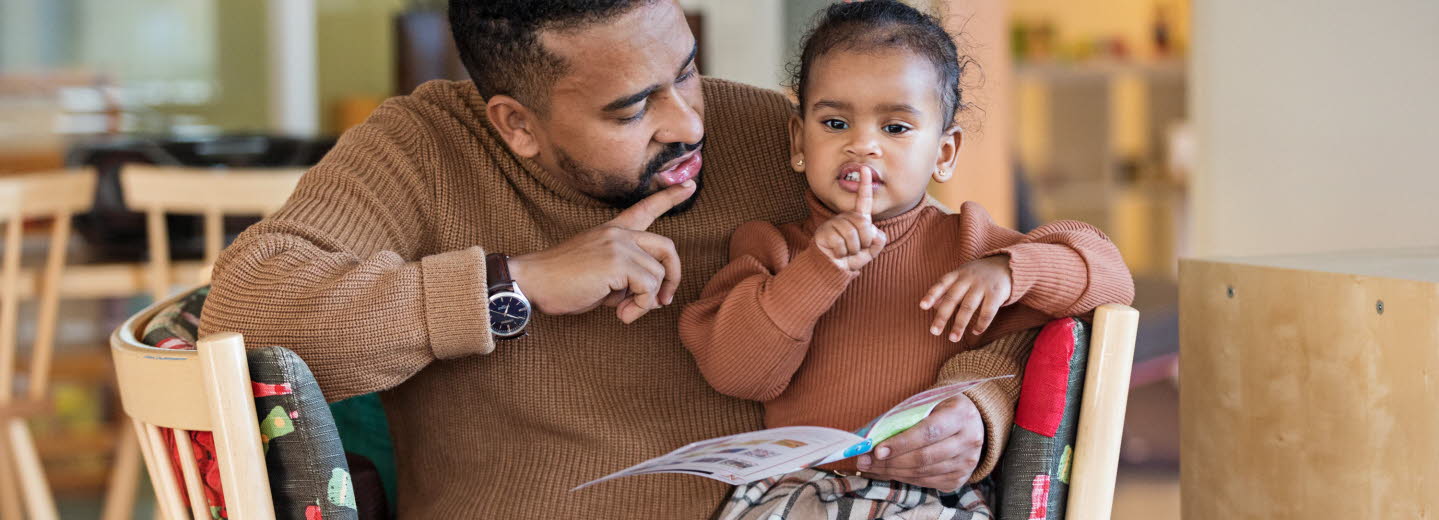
[156,337,194,350]
[160,428,227,519]
[1014,318,1079,437]
[1028,474,1051,519]
[253,381,294,397]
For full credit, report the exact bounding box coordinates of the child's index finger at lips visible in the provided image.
[856,166,874,220]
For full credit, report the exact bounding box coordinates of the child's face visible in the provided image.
[790,49,960,220]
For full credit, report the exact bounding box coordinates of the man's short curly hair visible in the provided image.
[448,0,655,112]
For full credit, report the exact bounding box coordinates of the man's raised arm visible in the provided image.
[200,104,492,402]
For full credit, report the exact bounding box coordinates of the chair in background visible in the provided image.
[102,165,303,520]
[0,170,96,520]
[119,165,305,298]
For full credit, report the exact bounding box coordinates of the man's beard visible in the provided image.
[556,138,705,216]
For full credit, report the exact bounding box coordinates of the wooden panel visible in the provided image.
[1180,256,1439,518]
[1205,247,1439,284]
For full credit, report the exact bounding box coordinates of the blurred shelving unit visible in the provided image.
[1014,59,1189,280]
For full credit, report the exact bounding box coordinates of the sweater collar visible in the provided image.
[514,155,614,209]
[801,189,930,249]
[467,91,614,209]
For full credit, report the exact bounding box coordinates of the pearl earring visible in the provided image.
[796,159,805,168]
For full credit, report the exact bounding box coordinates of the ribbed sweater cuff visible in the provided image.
[759,246,857,340]
[959,377,1017,483]
[421,246,495,359]
[989,243,1086,308]
[932,338,1029,482]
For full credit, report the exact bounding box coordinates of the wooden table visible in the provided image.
[1180,248,1439,518]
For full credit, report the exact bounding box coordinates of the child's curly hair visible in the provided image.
[787,0,978,130]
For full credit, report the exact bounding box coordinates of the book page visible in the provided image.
[573,426,862,489]
[573,376,1012,491]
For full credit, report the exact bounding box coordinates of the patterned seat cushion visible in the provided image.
[141,287,379,519]
[996,318,1090,520]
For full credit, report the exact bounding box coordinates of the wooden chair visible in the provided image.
[1066,303,1139,519]
[0,170,96,520]
[110,291,275,520]
[9,166,301,304]
[108,288,1134,519]
[102,165,303,520]
[120,165,305,299]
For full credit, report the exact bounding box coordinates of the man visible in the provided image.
[202,1,988,516]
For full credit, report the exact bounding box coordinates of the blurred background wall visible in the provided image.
[1190,0,1439,257]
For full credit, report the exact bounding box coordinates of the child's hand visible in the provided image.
[811,166,887,271]
[921,255,1012,342]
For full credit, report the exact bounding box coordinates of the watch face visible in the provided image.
[488,292,530,337]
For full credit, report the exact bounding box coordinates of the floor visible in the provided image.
[1114,467,1181,519]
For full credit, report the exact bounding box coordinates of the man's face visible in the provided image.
[530,1,705,210]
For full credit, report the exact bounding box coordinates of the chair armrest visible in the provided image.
[1065,304,1139,519]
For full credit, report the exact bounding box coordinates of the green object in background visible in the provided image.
[329,393,398,517]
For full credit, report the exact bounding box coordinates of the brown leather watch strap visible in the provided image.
[485,253,512,288]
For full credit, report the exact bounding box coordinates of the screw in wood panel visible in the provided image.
[1226,285,1235,298]
[1376,300,1385,315]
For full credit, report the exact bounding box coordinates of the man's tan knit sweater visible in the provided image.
[202,78,810,518]
[679,192,1135,480]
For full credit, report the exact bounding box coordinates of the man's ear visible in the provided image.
[788,112,805,172]
[932,125,963,183]
[486,95,542,158]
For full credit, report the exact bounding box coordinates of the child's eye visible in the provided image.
[822,119,848,130]
[883,124,911,135]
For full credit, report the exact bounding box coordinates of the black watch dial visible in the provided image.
[488,292,530,337]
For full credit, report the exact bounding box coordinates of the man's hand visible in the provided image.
[811,166,887,272]
[855,395,984,491]
[509,180,695,324]
[920,255,1012,342]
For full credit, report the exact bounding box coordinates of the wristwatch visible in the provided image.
[485,253,531,340]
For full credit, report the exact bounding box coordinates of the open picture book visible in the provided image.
[574,376,1008,490]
